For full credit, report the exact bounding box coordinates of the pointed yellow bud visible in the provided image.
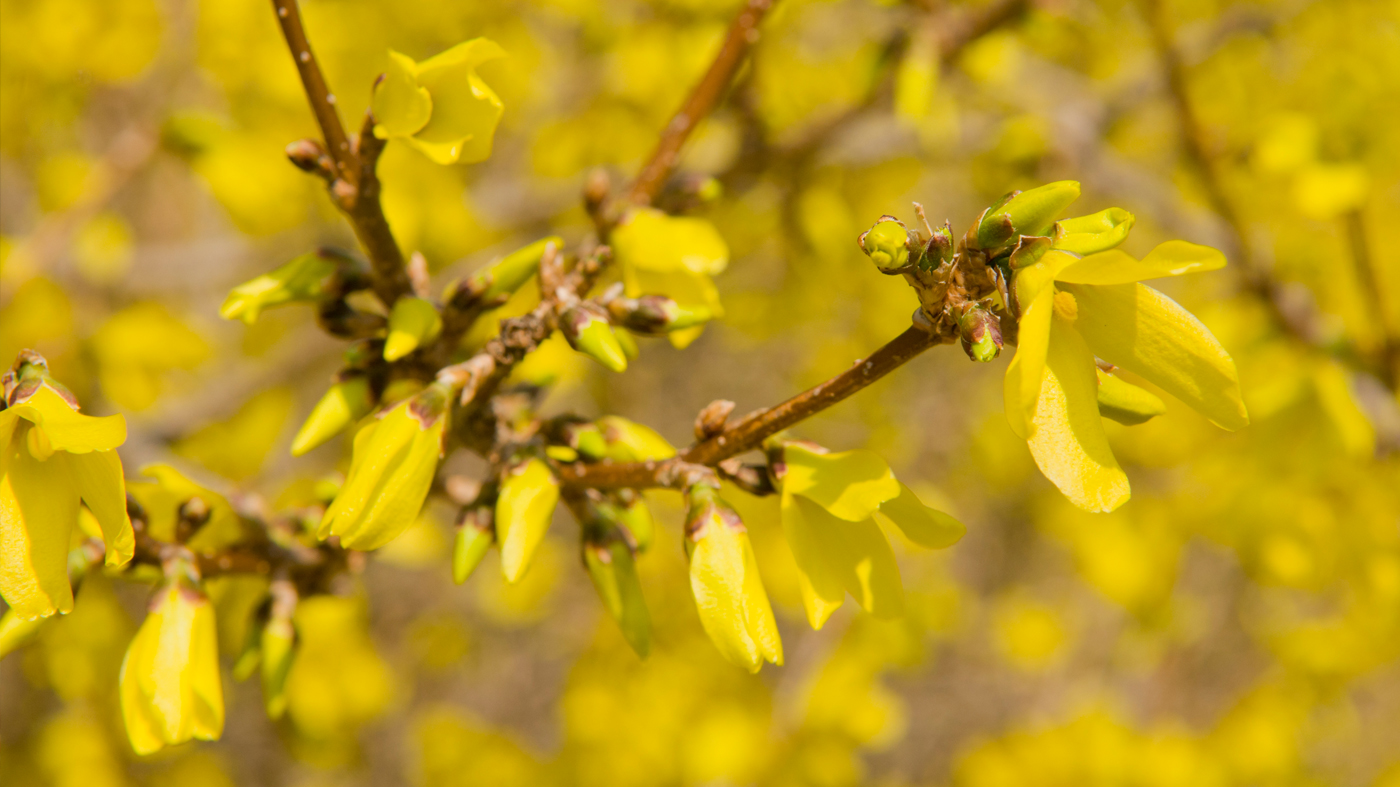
[318,384,448,551]
[290,375,374,456]
[858,217,916,272]
[496,458,560,583]
[684,486,782,672]
[1,377,132,621]
[1052,208,1135,256]
[583,536,651,658]
[562,306,628,372]
[453,504,494,584]
[119,578,224,755]
[1095,368,1167,425]
[597,416,675,462]
[384,296,443,361]
[218,251,341,324]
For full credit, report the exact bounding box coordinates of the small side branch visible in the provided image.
[558,325,949,489]
[626,0,778,206]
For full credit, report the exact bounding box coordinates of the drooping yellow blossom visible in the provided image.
[684,485,782,672]
[119,576,224,755]
[1005,225,1248,511]
[319,383,449,550]
[371,39,506,165]
[777,442,964,629]
[1,366,132,621]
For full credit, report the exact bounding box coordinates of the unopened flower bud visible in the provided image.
[959,307,1004,362]
[384,296,443,361]
[496,459,560,583]
[858,217,917,273]
[260,581,297,720]
[1095,369,1167,425]
[976,181,1081,251]
[607,295,712,335]
[284,139,333,175]
[453,504,494,584]
[561,421,608,460]
[291,375,374,456]
[468,236,563,301]
[1008,235,1053,270]
[683,485,782,673]
[598,416,675,462]
[582,535,651,657]
[561,304,628,373]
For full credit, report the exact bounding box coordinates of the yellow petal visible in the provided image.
[496,458,561,583]
[1025,319,1130,512]
[780,491,845,629]
[0,438,79,620]
[687,516,781,672]
[782,443,900,521]
[14,386,126,453]
[1055,241,1226,285]
[613,209,730,275]
[739,531,782,667]
[1008,272,1056,433]
[783,493,903,625]
[65,450,134,566]
[371,50,432,138]
[876,482,965,549]
[120,610,167,755]
[324,407,445,551]
[188,594,225,741]
[412,39,506,164]
[1064,282,1249,431]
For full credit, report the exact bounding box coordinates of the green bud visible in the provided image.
[924,224,955,269]
[597,492,655,552]
[1007,235,1053,270]
[562,306,628,372]
[469,236,563,301]
[608,295,712,335]
[291,375,374,456]
[976,181,1081,251]
[384,296,443,361]
[260,612,295,720]
[219,251,342,324]
[582,536,651,658]
[614,328,640,361]
[1052,207,1135,255]
[859,217,916,272]
[453,505,494,584]
[562,422,608,460]
[1096,369,1167,425]
[958,307,1003,362]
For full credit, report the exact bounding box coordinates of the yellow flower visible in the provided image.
[119,577,224,755]
[319,384,449,550]
[684,486,782,672]
[1004,239,1249,512]
[776,442,964,629]
[371,39,506,165]
[1,370,132,621]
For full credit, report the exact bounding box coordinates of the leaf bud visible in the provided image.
[976,181,1081,251]
[958,307,1004,362]
[924,223,955,268]
[858,217,918,273]
[453,504,494,584]
[607,294,712,334]
[468,236,563,302]
[597,416,676,462]
[596,491,655,552]
[384,296,443,361]
[260,581,297,720]
[694,399,736,441]
[219,251,344,324]
[291,375,374,456]
[561,304,628,372]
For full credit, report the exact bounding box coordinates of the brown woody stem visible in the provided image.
[626,0,777,205]
[272,0,356,181]
[558,325,949,489]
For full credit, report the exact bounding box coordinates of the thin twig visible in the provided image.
[626,0,778,206]
[271,0,356,181]
[558,325,950,489]
[1345,210,1399,388]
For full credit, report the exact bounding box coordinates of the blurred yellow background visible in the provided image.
[2,0,1399,784]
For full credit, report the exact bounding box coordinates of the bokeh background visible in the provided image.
[2,0,1400,784]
